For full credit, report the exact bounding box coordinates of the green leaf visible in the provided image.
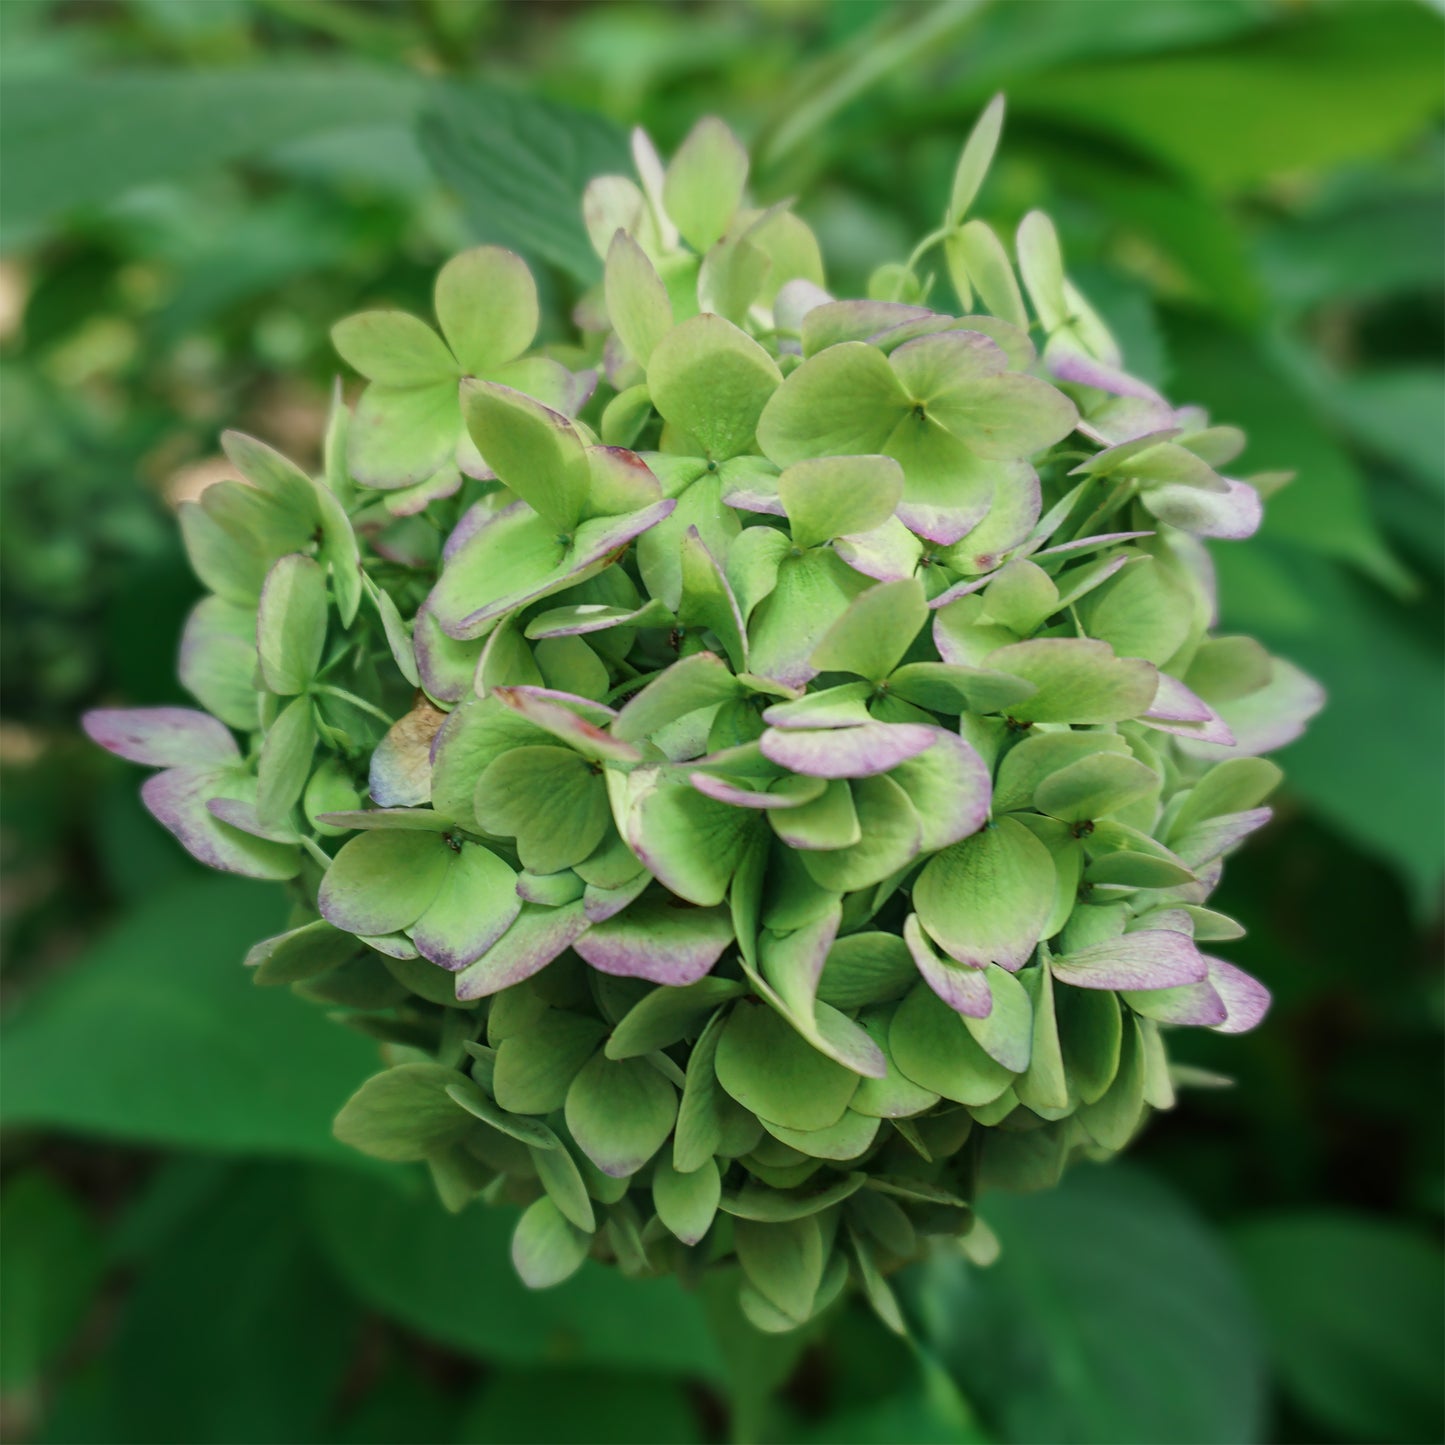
[455,1368,703,1445]
[0,68,421,237]
[309,1166,720,1374]
[257,554,328,696]
[912,1164,1265,1445]
[662,116,749,254]
[179,598,260,732]
[494,1011,607,1116]
[110,1166,356,1445]
[435,245,537,375]
[0,878,372,1159]
[418,82,630,284]
[952,220,1028,331]
[333,1063,474,1163]
[332,311,457,386]
[810,577,927,681]
[757,340,906,466]
[1232,1213,1445,1444]
[647,313,781,461]
[348,381,458,491]
[778,453,905,551]
[0,1171,104,1391]
[715,1003,859,1132]
[913,816,1055,970]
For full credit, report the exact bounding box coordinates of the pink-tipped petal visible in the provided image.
[1050,929,1210,991]
[1206,956,1271,1034]
[760,721,938,779]
[83,707,239,768]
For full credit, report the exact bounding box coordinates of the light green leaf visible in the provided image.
[1034,751,1159,824]
[715,1004,859,1132]
[333,1063,473,1162]
[889,984,1015,1106]
[512,1196,591,1289]
[953,220,1029,332]
[756,341,906,466]
[946,93,1005,227]
[493,1011,607,1116]
[318,829,453,937]
[475,745,610,875]
[256,696,316,828]
[348,381,458,491]
[653,1156,722,1246]
[987,638,1159,723]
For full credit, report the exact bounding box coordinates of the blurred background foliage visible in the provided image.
[0,1,1441,1442]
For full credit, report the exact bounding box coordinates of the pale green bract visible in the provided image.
[85,99,1322,1336]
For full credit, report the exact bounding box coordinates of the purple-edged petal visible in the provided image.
[1142,676,1237,747]
[524,597,673,639]
[800,300,933,356]
[889,729,992,851]
[1124,978,1229,1027]
[1171,807,1274,869]
[761,683,872,730]
[574,896,734,985]
[491,686,637,763]
[760,721,937,779]
[1142,477,1262,539]
[927,574,993,610]
[83,707,239,768]
[834,517,925,582]
[1181,658,1325,761]
[687,772,812,809]
[1048,351,1165,401]
[904,914,992,1018]
[455,900,590,1000]
[720,470,785,517]
[206,796,297,843]
[1206,955,1271,1034]
[1051,929,1209,991]
[141,767,300,880]
[411,842,521,971]
[582,869,650,922]
[1032,530,1155,560]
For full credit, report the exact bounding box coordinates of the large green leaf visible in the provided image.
[306,1167,721,1378]
[107,1165,356,1445]
[0,68,422,238]
[418,82,629,283]
[0,878,374,1160]
[910,1163,1265,1445]
[1233,1212,1444,1444]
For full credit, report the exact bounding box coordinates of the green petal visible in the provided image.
[333,1063,473,1162]
[913,815,1055,969]
[810,577,926,681]
[318,829,455,937]
[714,1003,860,1132]
[653,1156,721,1245]
[889,983,1015,1106]
[756,341,907,466]
[178,598,260,731]
[256,554,327,696]
[778,454,905,551]
[1014,963,1068,1113]
[410,842,520,971]
[606,976,745,1060]
[512,1196,590,1289]
[564,1052,677,1178]
[991,727,1131,814]
[435,245,537,375]
[332,311,458,386]
[953,220,1029,331]
[493,1010,607,1115]
[647,314,781,461]
[348,382,459,490]
[606,230,673,367]
[748,549,869,689]
[475,745,611,874]
[662,116,749,254]
[817,933,917,1010]
[256,695,315,829]
[621,766,762,907]
[1077,557,1195,665]
[614,651,744,742]
[797,775,922,893]
[962,964,1033,1072]
[1033,751,1160,823]
[945,93,1005,227]
[460,380,590,533]
[987,638,1159,724]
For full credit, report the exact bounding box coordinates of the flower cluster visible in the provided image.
[87,101,1322,1334]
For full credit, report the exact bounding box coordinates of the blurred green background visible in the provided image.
[1,1,1441,1442]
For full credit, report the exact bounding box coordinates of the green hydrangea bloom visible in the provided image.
[86,98,1323,1335]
